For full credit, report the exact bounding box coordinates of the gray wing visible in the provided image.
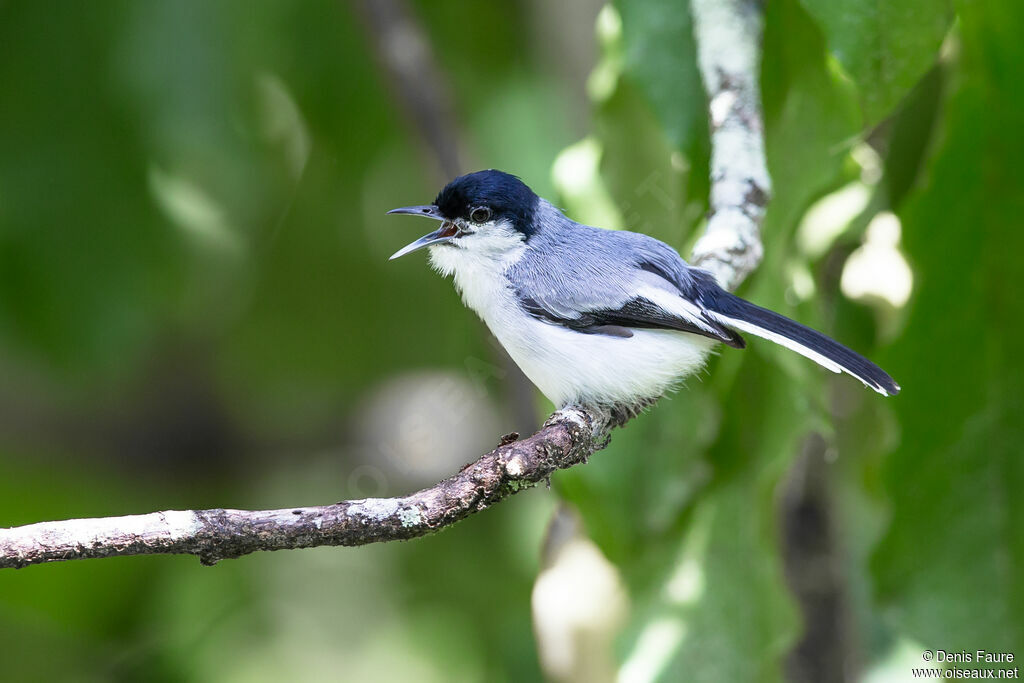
[507,224,745,347]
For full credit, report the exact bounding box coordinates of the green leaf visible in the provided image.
[586,1,709,245]
[615,0,708,157]
[799,0,954,125]
[557,387,722,590]
[761,0,862,245]
[623,359,808,683]
[595,79,704,247]
[881,65,945,210]
[872,1,1024,659]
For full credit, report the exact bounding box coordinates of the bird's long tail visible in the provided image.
[702,291,900,396]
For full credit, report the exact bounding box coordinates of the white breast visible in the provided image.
[429,241,715,409]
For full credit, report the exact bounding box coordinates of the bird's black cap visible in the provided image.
[434,170,540,236]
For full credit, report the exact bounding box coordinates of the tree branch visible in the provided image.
[0,409,609,568]
[0,0,770,569]
[689,0,771,290]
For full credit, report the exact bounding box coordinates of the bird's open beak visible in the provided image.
[387,205,458,260]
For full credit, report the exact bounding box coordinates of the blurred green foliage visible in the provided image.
[0,0,1021,681]
[872,0,1024,653]
[799,0,954,125]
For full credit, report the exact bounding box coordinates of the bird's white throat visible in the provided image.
[427,220,527,314]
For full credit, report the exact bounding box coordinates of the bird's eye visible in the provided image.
[470,206,491,223]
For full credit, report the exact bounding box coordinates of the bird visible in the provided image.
[388,169,899,422]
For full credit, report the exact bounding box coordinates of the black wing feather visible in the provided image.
[518,294,747,348]
[700,288,901,396]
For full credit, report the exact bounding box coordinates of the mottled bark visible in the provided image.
[689,0,770,290]
[1,409,608,568]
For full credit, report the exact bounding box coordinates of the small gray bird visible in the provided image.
[389,170,899,419]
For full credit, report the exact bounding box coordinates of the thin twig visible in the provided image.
[349,0,464,180]
[350,0,538,433]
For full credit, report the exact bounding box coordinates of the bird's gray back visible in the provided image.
[505,201,704,317]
